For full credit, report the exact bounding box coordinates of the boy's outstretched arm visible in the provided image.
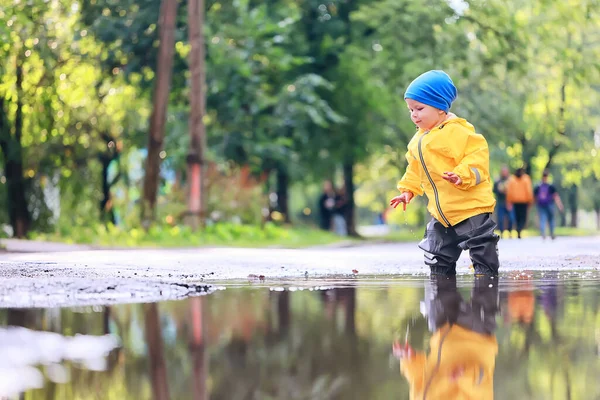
[449,133,490,190]
[397,149,424,196]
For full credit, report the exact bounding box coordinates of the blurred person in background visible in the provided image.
[534,170,564,240]
[332,185,348,236]
[318,180,336,231]
[506,167,533,239]
[493,166,515,238]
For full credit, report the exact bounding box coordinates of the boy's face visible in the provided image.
[406,99,446,131]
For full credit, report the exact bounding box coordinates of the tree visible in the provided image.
[0,7,35,237]
[0,80,30,238]
[185,0,207,230]
[141,0,180,227]
[0,0,75,236]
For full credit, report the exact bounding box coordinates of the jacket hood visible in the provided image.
[417,114,476,134]
[441,114,475,132]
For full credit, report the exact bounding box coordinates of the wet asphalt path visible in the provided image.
[0,236,598,307]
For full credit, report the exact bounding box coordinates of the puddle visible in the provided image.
[1,271,600,399]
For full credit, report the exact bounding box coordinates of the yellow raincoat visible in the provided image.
[400,324,498,400]
[397,116,495,227]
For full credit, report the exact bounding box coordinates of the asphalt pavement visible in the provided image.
[0,236,598,307]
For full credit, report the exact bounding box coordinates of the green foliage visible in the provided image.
[2,0,600,241]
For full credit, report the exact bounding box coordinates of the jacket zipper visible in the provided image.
[418,131,452,227]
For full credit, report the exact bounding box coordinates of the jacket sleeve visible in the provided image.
[452,133,490,191]
[397,148,424,196]
[400,353,427,394]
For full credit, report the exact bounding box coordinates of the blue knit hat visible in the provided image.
[404,70,457,113]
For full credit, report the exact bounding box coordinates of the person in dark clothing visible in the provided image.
[493,166,515,238]
[332,185,348,236]
[534,170,564,240]
[318,180,336,231]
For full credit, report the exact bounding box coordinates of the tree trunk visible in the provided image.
[276,165,290,223]
[141,0,179,228]
[0,60,30,238]
[144,303,170,400]
[342,161,359,237]
[569,185,578,228]
[524,161,532,177]
[596,208,600,231]
[185,0,207,231]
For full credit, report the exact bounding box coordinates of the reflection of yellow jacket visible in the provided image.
[401,324,498,400]
[397,117,495,227]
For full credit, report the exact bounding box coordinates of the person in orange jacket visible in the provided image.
[389,70,499,276]
[393,276,499,400]
[505,168,534,239]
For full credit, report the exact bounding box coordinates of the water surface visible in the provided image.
[1,271,599,399]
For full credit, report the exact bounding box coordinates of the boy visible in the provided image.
[389,70,499,275]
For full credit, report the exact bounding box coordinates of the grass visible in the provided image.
[18,223,599,251]
[497,226,598,239]
[28,222,352,249]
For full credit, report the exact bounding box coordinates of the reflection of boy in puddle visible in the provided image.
[393,276,499,399]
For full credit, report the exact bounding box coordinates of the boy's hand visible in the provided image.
[393,340,415,359]
[390,192,414,211]
[442,172,462,186]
